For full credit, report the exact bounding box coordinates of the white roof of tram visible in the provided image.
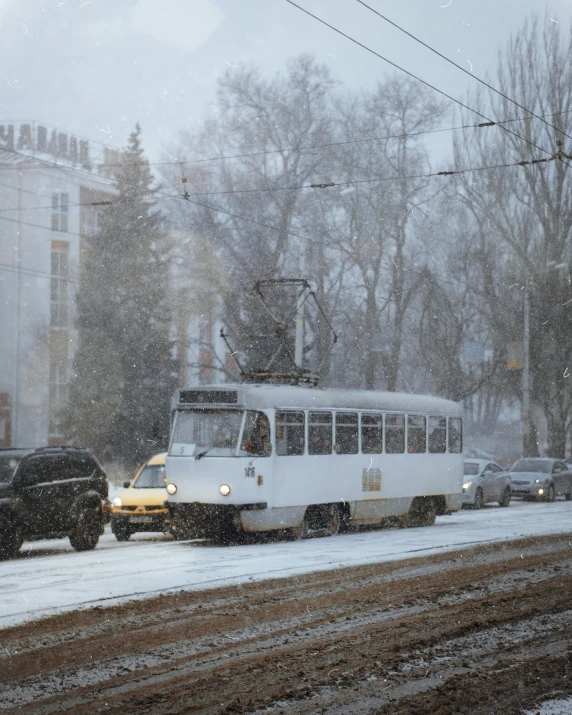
[173,384,463,417]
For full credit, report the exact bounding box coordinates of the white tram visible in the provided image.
[165,384,463,539]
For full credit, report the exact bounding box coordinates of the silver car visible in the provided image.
[462,459,511,508]
[509,458,572,501]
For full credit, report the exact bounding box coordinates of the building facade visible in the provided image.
[0,121,116,447]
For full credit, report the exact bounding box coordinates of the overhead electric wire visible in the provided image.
[1,110,571,174]
[0,158,504,302]
[283,0,572,168]
[0,261,77,283]
[0,151,564,212]
[355,0,572,144]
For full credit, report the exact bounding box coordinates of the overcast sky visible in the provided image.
[1,0,570,163]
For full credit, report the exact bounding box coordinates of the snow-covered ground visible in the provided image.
[524,696,572,714]
[1,499,571,629]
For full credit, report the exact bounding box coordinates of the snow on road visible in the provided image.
[1,499,571,629]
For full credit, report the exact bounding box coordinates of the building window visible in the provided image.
[50,243,69,328]
[83,207,100,236]
[51,192,69,232]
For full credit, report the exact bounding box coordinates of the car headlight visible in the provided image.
[462,481,473,490]
[538,488,544,495]
[166,483,177,495]
[112,497,122,507]
[219,484,231,496]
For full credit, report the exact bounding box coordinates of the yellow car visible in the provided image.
[111,453,168,541]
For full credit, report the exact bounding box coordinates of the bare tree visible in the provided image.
[453,15,572,456]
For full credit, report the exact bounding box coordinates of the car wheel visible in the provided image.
[546,485,556,503]
[565,491,572,501]
[0,515,23,560]
[111,520,133,542]
[69,507,101,552]
[499,487,511,508]
[473,488,484,509]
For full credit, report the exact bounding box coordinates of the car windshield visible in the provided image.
[0,457,20,483]
[170,410,244,457]
[133,465,165,488]
[510,459,551,473]
[464,463,480,476]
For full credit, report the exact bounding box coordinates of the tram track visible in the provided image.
[0,532,571,713]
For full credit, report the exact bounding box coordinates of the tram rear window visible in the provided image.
[407,415,426,453]
[385,414,405,453]
[448,417,463,453]
[336,412,358,454]
[361,413,382,454]
[428,416,447,453]
[309,412,332,455]
[276,411,305,456]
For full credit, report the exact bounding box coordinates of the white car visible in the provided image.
[462,459,511,509]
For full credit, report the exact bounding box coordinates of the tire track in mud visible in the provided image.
[0,533,571,714]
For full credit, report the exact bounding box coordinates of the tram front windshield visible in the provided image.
[170,410,244,457]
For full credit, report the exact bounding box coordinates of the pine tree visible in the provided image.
[67,125,176,466]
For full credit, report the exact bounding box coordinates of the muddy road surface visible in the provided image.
[1,533,571,714]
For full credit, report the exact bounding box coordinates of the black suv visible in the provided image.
[0,446,109,559]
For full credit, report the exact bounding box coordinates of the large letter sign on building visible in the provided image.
[0,122,91,168]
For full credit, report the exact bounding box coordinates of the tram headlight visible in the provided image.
[219,484,231,497]
[112,497,122,507]
[166,482,178,495]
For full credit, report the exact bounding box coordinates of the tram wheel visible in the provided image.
[289,510,310,540]
[323,504,340,536]
[408,497,437,527]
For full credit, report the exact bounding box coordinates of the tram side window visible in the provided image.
[407,415,427,453]
[385,414,405,454]
[428,416,447,453]
[448,417,463,453]
[275,411,305,456]
[361,413,383,454]
[336,412,358,454]
[309,412,333,455]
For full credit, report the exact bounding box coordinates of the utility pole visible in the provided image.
[294,284,305,369]
[522,279,531,457]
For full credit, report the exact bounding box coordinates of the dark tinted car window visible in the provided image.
[48,455,71,481]
[69,452,98,479]
[19,458,50,486]
[0,457,20,483]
